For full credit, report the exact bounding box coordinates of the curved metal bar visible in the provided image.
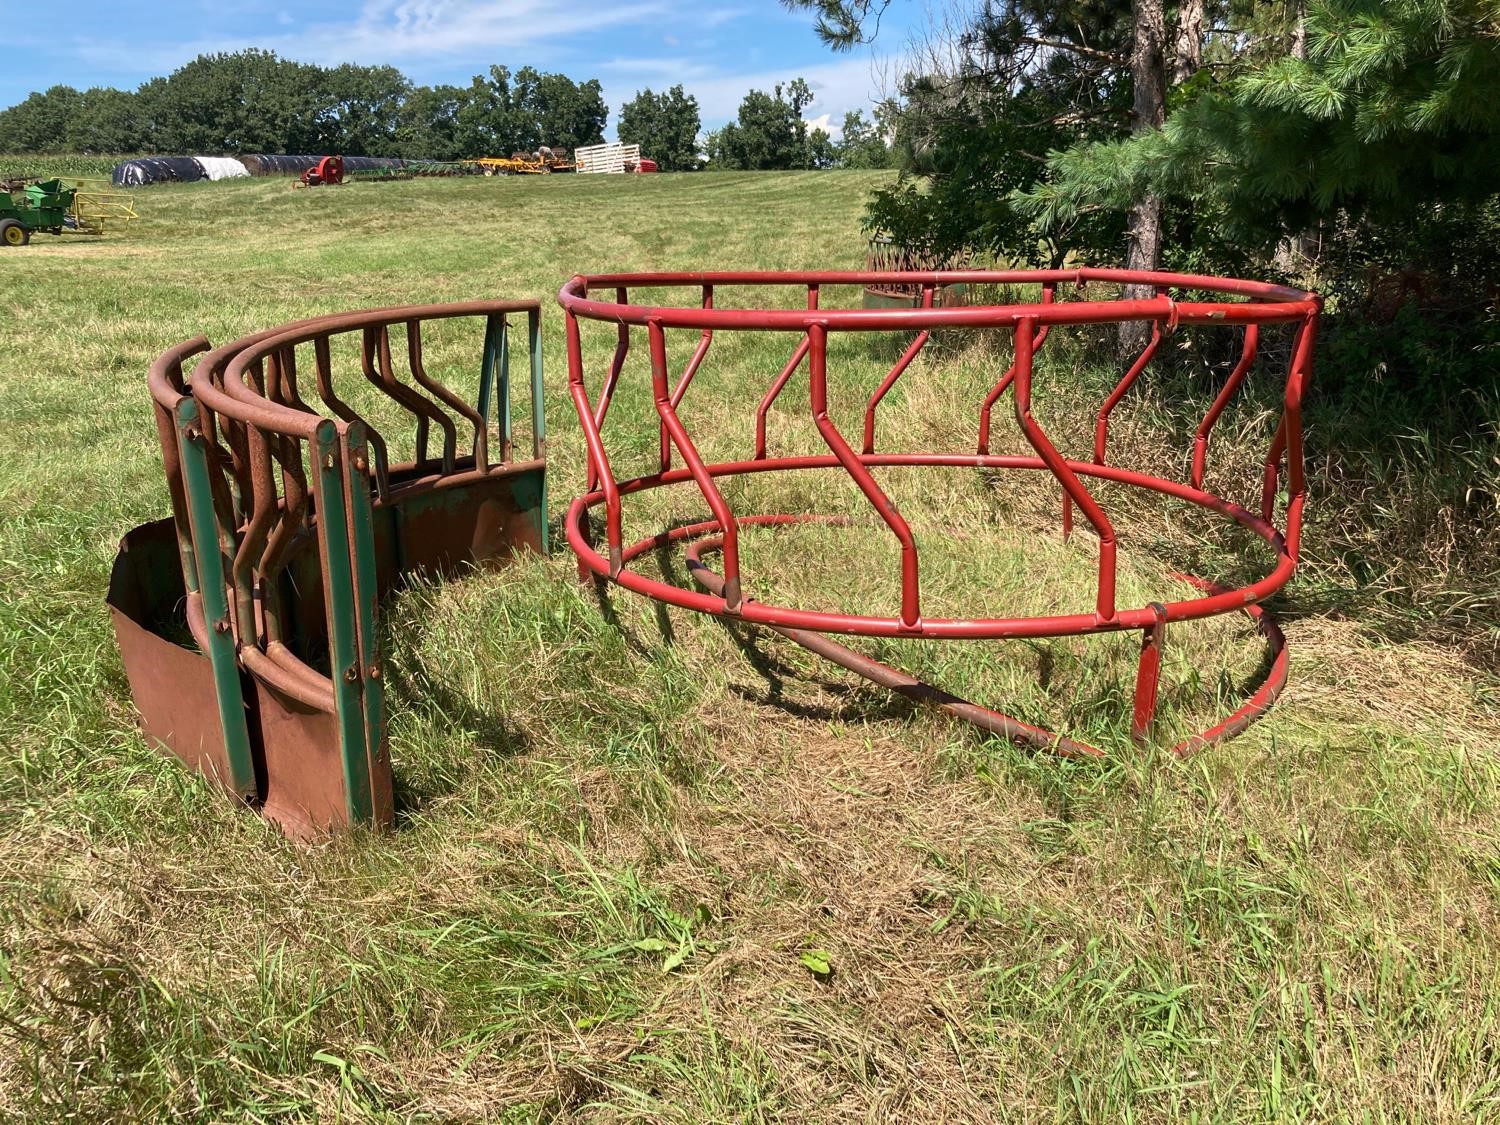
[407,319,489,471]
[680,519,1286,760]
[1012,317,1118,621]
[566,307,624,573]
[560,269,1317,334]
[648,320,744,610]
[753,285,819,459]
[977,282,1054,455]
[564,453,1294,638]
[147,337,212,589]
[808,323,922,628]
[1094,311,1165,466]
[363,325,457,474]
[669,285,715,408]
[313,332,391,501]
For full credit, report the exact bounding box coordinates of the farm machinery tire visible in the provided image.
[1,220,30,247]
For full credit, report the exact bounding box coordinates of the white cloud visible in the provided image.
[598,54,884,131]
[56,0,891,134]
[72,0,672,73]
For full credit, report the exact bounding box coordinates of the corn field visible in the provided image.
[0,154,124,181]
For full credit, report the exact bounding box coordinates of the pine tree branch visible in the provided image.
[1019,37,1127,67]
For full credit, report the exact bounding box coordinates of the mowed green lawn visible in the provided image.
[1,171,1498,1122]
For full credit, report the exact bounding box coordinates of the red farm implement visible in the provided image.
[558,269,1320,759]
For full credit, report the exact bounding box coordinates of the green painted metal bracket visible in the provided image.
[310,420,377,826]
[341,421,392,827]
[173,398,258,801]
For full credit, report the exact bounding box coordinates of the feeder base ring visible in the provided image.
[565,458,1291,758]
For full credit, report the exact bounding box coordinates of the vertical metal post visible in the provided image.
[308,420,377,826]
[341,421,393,827]
[174,399,257,801]
[528,305,549,554]
[496,314,512,463]
[477,314,509,465]
[1131,605,1168,743]
[567,309,623,575]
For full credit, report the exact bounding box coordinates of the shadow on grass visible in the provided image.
[379,629,535,819]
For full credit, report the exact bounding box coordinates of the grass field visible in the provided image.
[1,171,1498,1122]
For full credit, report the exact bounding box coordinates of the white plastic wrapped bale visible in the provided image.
[194,157,250,181]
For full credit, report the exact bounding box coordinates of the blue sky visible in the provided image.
[5,0,922,137]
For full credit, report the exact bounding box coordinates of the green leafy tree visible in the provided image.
[395,84,467,159]
[619,85,702,170]
[807,125,838,167]
[785,0,1208,287]
[62,87,147,153]
[1016,0,1500,263]
[0,53,613,160]
[833,109,892,168]
[0,86,84,153]
[847,1,1141,264]
[712,80,818,169]
[528,70,608,150]
[316,65,410,155]
[150,50,329,152]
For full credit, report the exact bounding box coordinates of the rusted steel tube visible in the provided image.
[560,273,1316,335]
[586,289,631,492]
[408,319,490,471]
[147,338,212,588]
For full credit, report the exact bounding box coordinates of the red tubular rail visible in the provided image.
[558,269,1321,759]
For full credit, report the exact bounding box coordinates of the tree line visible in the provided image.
[0,50,893,172]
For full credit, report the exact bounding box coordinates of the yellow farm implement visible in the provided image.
[474,149,575,175]
[68,179,139,233]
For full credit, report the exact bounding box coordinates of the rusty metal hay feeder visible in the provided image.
[109,302,546,836]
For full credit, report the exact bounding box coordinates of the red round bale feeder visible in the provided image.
[559,268,1321,759]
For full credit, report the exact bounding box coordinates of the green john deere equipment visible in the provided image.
[0,177,138,245]
[1,179,73,246]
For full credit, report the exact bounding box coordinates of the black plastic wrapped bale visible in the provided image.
[112,157,209,187]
